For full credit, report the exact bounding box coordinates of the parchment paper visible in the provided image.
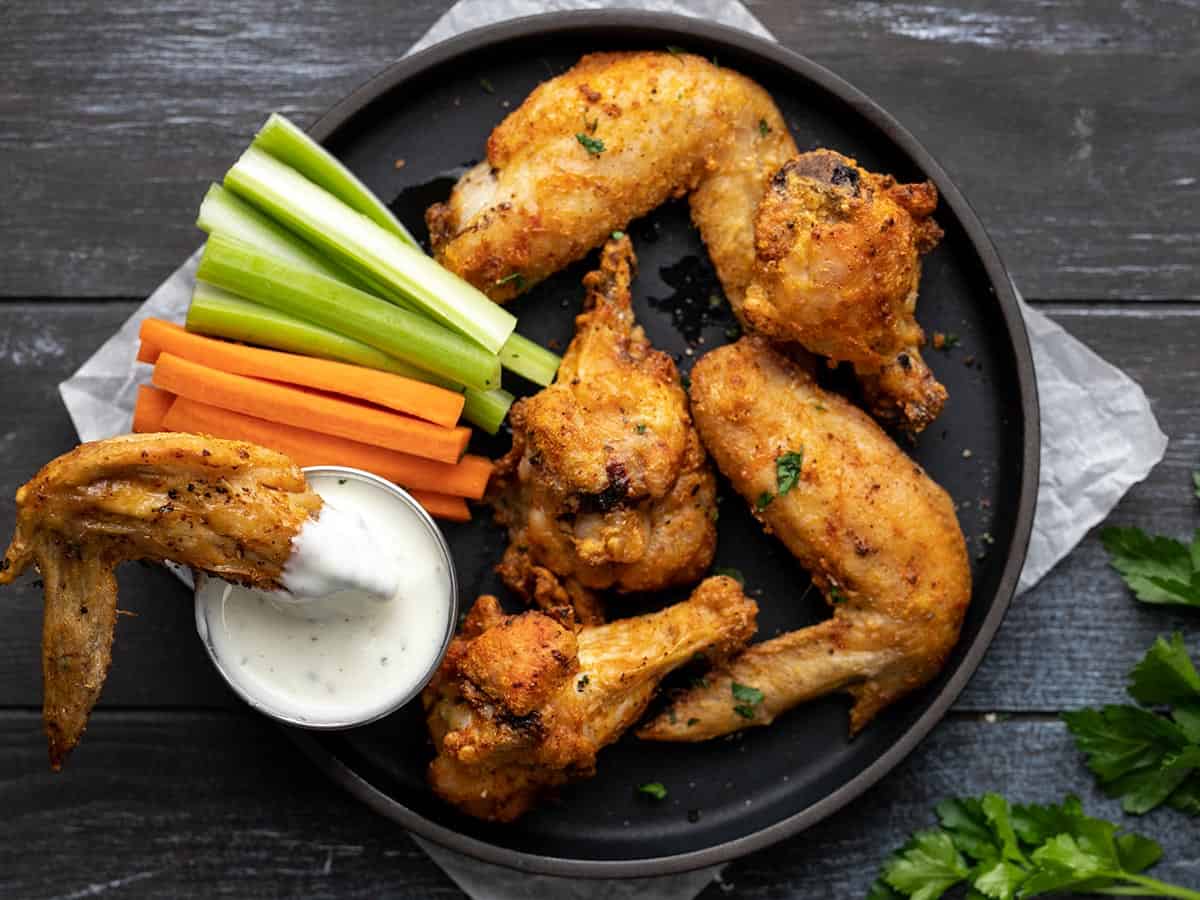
[56,1,1167,896]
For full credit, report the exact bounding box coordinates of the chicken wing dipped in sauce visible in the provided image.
[740,151,947,431]
[639,338,970,741]
[427,51,796,306]
[423,576,757,822]
[491,235,717,623]
[0,433,323,769]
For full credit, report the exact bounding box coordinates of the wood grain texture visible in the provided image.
[2,712,1197,898]
[3,0,1199,300]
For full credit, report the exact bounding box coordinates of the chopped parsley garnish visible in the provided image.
[775,449,804,496]
[576,674,590,692]
[713,567,745,586]
[666,45,685,56]
[731,681,764,719]
[635,423,647,434]
[637,781,668,800]
[494,272,525,290]
[576,133,606,156]
[611,230,625,240]
[478,77,495,94]
[758,118,771,137]
[755,491,774,511]
[687,718,700,727]
[939,332,961,351]
[829,586,847,604]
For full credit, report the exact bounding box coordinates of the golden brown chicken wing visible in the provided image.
[639,338,970,741]
[0,433,322,768]
[740,151,947,431]
[427,51,796,305]
[423,576,757,821]
[491,235,717,621]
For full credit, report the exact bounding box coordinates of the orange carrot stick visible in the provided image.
[140,318,463,428]
[153,352,470,464]
[407,489,471,523]
[136,341,161,365]
[161,395,492,498]
[132,385,176,433]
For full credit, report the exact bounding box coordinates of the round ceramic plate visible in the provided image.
[287,10,1040,877]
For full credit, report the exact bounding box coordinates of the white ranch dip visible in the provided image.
[195,468,456,727]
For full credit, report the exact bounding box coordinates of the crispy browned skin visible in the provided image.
[427,51,796,305]
[639,338,970,741]
[423,576,757,821]
[0,433,322,769]
[741,151,946,431]
[491,236,717,621]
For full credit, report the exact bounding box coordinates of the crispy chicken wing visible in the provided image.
[639,338,970,740]
[423,576,757,821]
[740,151,946,431]
[0,433,322,768]
[427,51,796,306]
[491,236,717,621]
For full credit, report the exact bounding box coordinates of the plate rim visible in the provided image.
[293,8,1042,878]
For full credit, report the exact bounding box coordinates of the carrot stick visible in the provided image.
[161,395,492,498]
[132,385,176,433]
[407,490,471,523]
[136,341,161,365]
[152,352,469,464]
[140,318,464,428]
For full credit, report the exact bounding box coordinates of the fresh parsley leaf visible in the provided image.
[713,566,745,587]
[775,449,804,496]
[576,132,605,156]
[637,781,668,800]
[732,704,756,719]
[882,830,970,898]
[755,491,774,510]
[1129,632,1200,706]
[731,682,764,705]
[758,118,771,137]
[1100,525,1200,608]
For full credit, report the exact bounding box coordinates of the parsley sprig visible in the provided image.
[868,792,1200,899]
[731,681,764,719]
[756,449,804,511]
[1100,516,1200,609]
[1063,633,1200,816]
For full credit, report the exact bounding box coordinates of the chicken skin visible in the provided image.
[427,51,796,305]
[423,576,757,821]
[0,433,322,768]
[639,338,970,741]
[740,151,947,431]
[491,235,717,622]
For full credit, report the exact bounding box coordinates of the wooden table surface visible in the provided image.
[3,2,1198,897]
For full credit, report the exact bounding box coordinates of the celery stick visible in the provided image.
[197,233,501,391]
[499,332,561,387]
[252,113,418,248]
[224,147,515,354]
[462,387,513,435]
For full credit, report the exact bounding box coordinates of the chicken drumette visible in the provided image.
[739,150,947,431]
[0,433,323,768]
[423,576,757,821]
[491,235,717,623]
[639,338,970,741]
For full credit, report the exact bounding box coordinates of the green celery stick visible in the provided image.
[461,386,513,436]
[197,233,500,391]
[498,332,561,387]
[224,147,515,354]
[252,113,418,248]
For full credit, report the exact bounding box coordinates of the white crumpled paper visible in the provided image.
[57,1,1167,897]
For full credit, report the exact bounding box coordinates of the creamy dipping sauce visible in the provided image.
[195,469,456,727]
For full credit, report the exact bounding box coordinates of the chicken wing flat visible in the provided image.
[639,338,970,741]
[0,433,322,768]
[491,235,717,621]
[423,576,757,821]
[740,151,947,431]
[427,51,796,305]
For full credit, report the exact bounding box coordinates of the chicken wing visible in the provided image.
[740,151,946,431]
[0,433,322,768]
[427,51,796,305]
[639,338,970,741]
[423,576,757,821]
[491,235,717,621]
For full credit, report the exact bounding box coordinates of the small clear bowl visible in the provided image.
[194,465,458,730]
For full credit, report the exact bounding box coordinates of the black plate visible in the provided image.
[288,11,1039,877]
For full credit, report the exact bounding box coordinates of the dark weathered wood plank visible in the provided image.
[2,712,1197,898]
[0,302,1196,715]
[3,1,1199,300]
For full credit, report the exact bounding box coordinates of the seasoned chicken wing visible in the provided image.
[491,235,717,621]
[0,433,322,768]
[427,51,796,306]
[639,338,970,740]
[740,151,946,431]
[423,576,757,821]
